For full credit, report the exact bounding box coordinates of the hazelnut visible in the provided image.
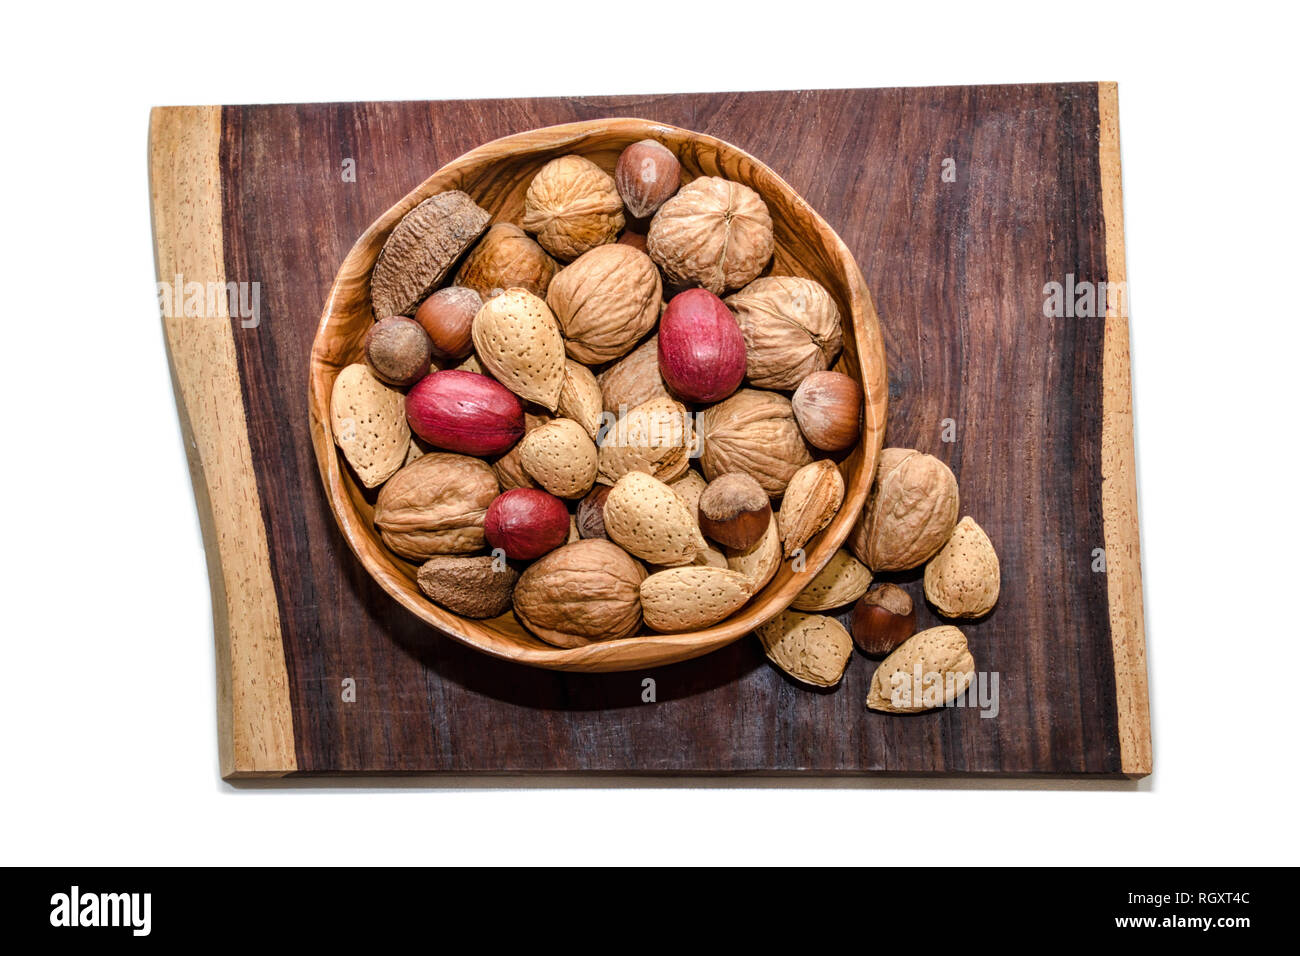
[615,140,681,219]
[414,286,481,361]
[364,316,433,387]
[850,584,916,656]
[618,227,649,252]
[697,473,771,550]
[792,370,862,451]
[484,488,571,561]
[522,155,625,260]
[657,289,747,404]
[576,484,612,539]
[454,223,558,301]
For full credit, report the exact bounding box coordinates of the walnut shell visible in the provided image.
[512,539,645,648]
[850,448,959,572]
[455,223,558,300]
[597,334,670,413]
[547,244,662,364]
[370,191,490,319]
[646,177,774,294]
[373,453,499,560]
[522,155,625,261]
[726,276,843,390]
[697,389,813,497]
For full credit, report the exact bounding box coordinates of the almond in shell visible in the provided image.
[755,610,853,688]
[725,514,783,594]
[866,625,975,713]
[330,363,410,488]
[519,418,599,499]
[777,460,845,558]
[596,396,694,485]
[640,566,753,632]
[557,360,604,439]
[471,288,565,411]
[791,549,872,611]
[923,516,1000,618]
[603,471,707,567]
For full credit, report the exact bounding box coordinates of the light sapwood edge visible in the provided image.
[1097,83,1152,777]
[148,106,297,777]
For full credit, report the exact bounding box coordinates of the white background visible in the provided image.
[2,1,1297,865]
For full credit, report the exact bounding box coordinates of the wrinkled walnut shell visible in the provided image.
[512,539,646,648]
[373,452,499,560]
[522,155,625,261]
[646,177,774,294]
[455,223,558,300]
[850,448,959,571]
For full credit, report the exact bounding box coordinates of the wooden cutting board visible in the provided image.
[149,83,1149,778]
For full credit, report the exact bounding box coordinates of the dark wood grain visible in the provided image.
[216,85,1124,773]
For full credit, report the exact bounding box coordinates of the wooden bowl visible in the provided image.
[308,119,887,673]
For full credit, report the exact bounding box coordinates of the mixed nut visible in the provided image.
[330,134,1002,716]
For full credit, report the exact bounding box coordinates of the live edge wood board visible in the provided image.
[149,84,1150,779]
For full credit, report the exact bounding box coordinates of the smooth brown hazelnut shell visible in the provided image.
[850,583,916,656]
[414,286,482,361]
[697,473,771,550]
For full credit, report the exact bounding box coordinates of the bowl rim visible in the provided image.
[308,117,888,673]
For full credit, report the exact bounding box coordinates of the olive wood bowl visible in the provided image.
[309,119,887,673]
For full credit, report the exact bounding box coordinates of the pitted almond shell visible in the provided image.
[777,460,845,558]
[755,610,853,688]
[668,469,708,517]
[866,625,975,713]
[602,470,707,567]
[640,566,753,632]
[923,516,1000,618]
[557,360,604,439]
[330,363,410,488]
[519,417,599,499]
[790,549,872,611]
[596,396,694,485]
[471,288,565,410]
[725,515,783,594]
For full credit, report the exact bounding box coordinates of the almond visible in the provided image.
[866,625,975,713]
[777,460,844,558]
[755,610,853,688]
[491,408,550,491]
[725,514,782,593]
[557,360,603,439]
[471,288,565,410]
[596,396,694,485]
[330,363,410,488]
[791,549,872,611]
[519,418,598,499]
[669,469,708,517]
[640,566,753,632]
[603,470,707,567]
[923,516,1000,618]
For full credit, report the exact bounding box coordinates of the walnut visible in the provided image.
[373,453,499,560]
[697,389,812,497]
[726,276,843,390]
[512,540,646,647]
[849,448,959,571]
[522,155,625,261]
[646,177,774,294]
[454,223,557,300]
[547,244,662,364]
